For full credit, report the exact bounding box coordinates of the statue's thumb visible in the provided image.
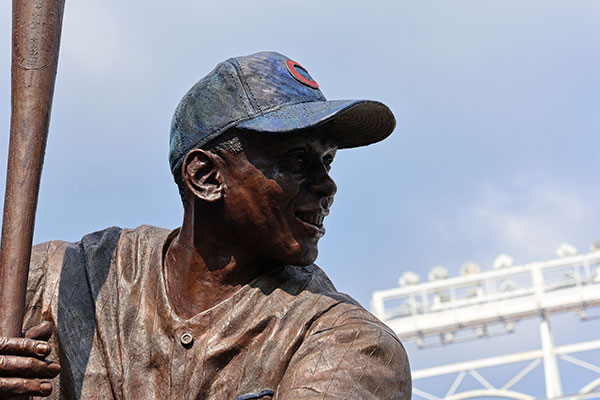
[24,320,54,341]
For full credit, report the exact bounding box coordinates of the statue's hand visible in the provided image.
[0,321,60,398]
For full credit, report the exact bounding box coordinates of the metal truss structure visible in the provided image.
[371,249,600,399]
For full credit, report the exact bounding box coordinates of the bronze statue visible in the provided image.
[0,52,411,399]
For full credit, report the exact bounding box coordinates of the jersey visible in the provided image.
[24,225,411,399]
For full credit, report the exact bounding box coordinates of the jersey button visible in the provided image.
[180,332,194,347]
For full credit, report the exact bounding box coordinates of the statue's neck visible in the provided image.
[163,216,271,320]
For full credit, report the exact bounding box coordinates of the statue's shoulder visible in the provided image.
[271,265,411,398]
[269,263,359,307]
[72,224,172,254]
[30,224,173,277]
[278,264,400,337]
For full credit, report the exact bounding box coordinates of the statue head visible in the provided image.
[169,51,395,265]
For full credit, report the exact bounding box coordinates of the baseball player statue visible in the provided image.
[0,52,411,399]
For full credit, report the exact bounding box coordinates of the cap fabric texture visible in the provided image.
[169,51,396,176]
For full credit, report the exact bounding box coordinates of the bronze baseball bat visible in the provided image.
[0,0,65,337]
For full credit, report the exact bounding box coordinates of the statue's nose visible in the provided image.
[308,167,337,199]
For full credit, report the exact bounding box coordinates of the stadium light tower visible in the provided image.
[372,243,600,399]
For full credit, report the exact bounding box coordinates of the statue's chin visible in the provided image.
[289,248,319,267]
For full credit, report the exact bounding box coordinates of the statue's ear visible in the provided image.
[181,149,223,202]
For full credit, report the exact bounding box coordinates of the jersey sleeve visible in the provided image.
[274,306,411,400]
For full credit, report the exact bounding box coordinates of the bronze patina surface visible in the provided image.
[0,52,411,399]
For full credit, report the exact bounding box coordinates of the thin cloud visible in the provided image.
[467,179,594,259]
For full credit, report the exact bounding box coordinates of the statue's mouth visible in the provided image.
[295,211,325,228]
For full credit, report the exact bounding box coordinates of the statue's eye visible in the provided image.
[281,149,306,171]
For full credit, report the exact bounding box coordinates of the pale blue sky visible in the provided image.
[1,1,599,397]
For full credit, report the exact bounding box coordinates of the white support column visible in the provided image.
[540,311,562,398]
[370,292,385,319]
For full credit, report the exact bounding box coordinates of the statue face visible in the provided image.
[219,130,337,266]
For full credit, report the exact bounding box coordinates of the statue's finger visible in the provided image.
[24,321,54,341]
[0,355,60,378]
[0,337,50,358]
[0,377,53,397]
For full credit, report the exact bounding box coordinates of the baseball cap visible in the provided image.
[169,51,396,176]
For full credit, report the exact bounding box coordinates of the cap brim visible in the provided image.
[236,100,396,149]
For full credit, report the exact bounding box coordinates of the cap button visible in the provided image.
[180,332,193,347]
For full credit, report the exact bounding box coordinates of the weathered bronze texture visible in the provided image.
[0,49,411,398]
[0,0,65,337]
[13,129,411,399]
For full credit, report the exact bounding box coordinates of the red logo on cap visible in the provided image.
[286,60,319,89]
